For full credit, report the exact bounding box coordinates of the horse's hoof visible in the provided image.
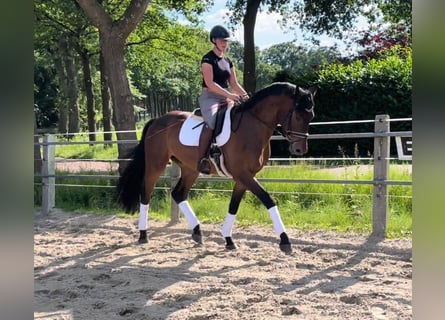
[192,233,203,244]
[224,237,237,250]
[225,243,238,250]
[279,232,292,254]
[192,233,202,244]
[192,225,203,244]
[279,243,292,254]
[138,230,148,244]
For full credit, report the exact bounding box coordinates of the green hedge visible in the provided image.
[313,46,411,157]
[272,46,412,158]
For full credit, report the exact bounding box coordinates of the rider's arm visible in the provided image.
[202,63,241,102]
[228,66,249,99]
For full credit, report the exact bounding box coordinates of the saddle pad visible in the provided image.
[179,107,232,147]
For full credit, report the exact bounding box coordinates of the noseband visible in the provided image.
[282,103,313,142]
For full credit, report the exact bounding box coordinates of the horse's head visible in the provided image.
[281,85,316,156]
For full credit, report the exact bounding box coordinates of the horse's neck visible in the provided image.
[235,102,276,147]
[249,98,283,131]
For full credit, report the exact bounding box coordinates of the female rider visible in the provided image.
[197,25,249,174]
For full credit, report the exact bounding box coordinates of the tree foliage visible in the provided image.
[355,23,411,59]
[34,0,98,134]
[126,18,209,115]
[224,0,411,93]
[377,0,411,26]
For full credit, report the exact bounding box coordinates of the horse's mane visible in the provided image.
[235,82,296,112]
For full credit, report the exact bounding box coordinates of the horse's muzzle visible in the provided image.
[289,140,308,156]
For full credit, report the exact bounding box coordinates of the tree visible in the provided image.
[376,0,411,26]
[126,21,209,117]
[34,53,59,128]
[261,43,341,87]
[225,0,411,93]
[34,105,42,173]
[35,0,100,139]
[75,0,150,164]
[355,23,411,59]
[75,0,211,164]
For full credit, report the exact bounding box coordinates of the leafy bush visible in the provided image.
[309,46,412,157]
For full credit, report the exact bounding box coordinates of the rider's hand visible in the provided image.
[229,93,242,104]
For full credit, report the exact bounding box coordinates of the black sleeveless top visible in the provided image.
[201,50,233,88]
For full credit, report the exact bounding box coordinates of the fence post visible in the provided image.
[42,134,55,214]
[372,114,390,238]
[168,162,181,223]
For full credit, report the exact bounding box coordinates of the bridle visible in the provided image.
[243,88,315,142]
[280,99,314,143]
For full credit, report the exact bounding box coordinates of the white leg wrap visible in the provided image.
[221,213,236,238]
[268,206,286,235]
[138,203,149,230]
[178,201,199,229]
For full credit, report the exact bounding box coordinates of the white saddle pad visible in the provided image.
[179,106,233,147]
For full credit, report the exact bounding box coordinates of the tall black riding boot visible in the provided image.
[197,125,214,174]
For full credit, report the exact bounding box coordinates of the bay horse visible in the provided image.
[117,82,316,253]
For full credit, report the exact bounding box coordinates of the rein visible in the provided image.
[281,100,314,141]
[236,86,315,142]
[244,103,312,142]
[246,110,276,132]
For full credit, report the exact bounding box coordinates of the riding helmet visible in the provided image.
[209,25,231,43]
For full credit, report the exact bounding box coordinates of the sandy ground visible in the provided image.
[34,210,412,320]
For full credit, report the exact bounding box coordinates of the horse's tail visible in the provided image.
[116,119,154,214]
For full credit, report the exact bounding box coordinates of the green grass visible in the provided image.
[34,159,412,238]
[54,133,120,159]
[34,132,412,238]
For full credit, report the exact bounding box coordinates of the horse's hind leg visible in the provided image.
[138,180,149,243]
[138,158,169,244]
[170,166,202,244]
[221,182,246,250]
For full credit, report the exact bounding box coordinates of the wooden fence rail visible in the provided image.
[36,114,412,238]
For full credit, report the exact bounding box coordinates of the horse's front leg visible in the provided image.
[237,174,292,254]
[222,182,247,250]
[171,168,202,244]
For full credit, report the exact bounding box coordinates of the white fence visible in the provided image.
[35,114,412,238]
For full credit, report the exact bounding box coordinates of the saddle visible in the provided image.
[192,102,228,138]
[192,103,232,177]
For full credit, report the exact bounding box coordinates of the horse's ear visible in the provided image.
[296,86,304,97]
[308,85,318,96]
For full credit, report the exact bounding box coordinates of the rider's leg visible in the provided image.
[197,124,214,174]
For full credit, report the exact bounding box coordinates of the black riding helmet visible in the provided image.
[209,25,231,43]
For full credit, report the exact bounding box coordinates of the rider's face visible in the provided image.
[215,38,229,51]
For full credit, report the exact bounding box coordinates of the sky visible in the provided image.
[201,0,369,52]
[201,0,296,49]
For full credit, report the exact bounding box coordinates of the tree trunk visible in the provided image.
[243,0,261,95]
[100,52,112,146]
[34,107,42,174]
[75,0,150,171]
[54,53,68,134]
[80,49,96,143]
[64,41,80,138]
[100,33,137,165]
